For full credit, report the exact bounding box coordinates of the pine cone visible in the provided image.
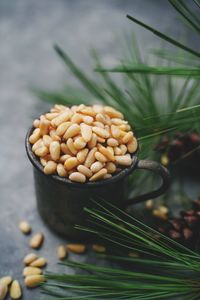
[157,199,200,251]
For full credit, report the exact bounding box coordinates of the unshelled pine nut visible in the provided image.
[0,282,7,300]
[0,276,12,287]
[50,141,60,161]
[30,257,47,268]
[29,128,41,144]
[84,147,97,168]
[57,163,67,177]
[92,127,109,139]
[23,267,42,277]
[56,122,72,136]
[95,151,107,163]
[77,148,89,163]
[80,123,92,142]
[98,145,115,162]
[24,275,45,288]
[127,137,138,153]
[29,233,44,249]
[107,138,118,147]
[19,221,31,234]
[122,132,133,144]
[77,165,93,178]
[63,124,80,140]
[67,244,86,254]
[10,280,22,299]
[74,137,87,150]
[115,154,132,166]
[43,161,57,175]
[106,162,116,174]
[64,157,79,171]
[110,125,120,139]
[89,168,107,181]
[92,244,106,253]
[23,253,38,265]
[69,172,86,183]
[67,138,78,155]
[57,245,68,260]
[90,161,104,173]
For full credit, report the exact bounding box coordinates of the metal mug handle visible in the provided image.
[126,159,170,206]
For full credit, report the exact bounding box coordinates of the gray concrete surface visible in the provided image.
[0,0,199,299]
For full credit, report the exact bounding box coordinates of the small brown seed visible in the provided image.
[0,277,12,287]
[23,253,38,265]
[67,244,86,254]
[77,148,89,163]
[115,154,132,166]
[95,151,107,163]
[92,244,106,253]
[80,123,92,142]
[77,165,93,178]
[19,221,31,234]
[57,163,67,177]
[63,124,80,140]
[0,283,7,300]
[69,172,86,183]
[89,168,107,181]
[23,267,42,277]
[24,275,45,288]
[29,233,44,249]
[43,161,57,175]
[64,157,79,171]
[57,245,68,260]
[90,161,104,173]
[30,257,47,268]
[10,280,22,299]
[92,127,109,139]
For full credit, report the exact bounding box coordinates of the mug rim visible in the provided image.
[25,125,138,189]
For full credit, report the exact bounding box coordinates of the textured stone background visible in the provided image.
[0,0,198,299]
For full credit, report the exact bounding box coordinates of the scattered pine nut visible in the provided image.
[23,253,38,265]
[67,244,86,254]
[30,257,47,268]
[19,221,31,234]
[0,283,7,300]
[92,244,106,253]
[10,280,22,299]
[57,245,68,260]
[29,233,44,249]
[23,267,42,277]
[24,275,45,288]
[0,277,12,287]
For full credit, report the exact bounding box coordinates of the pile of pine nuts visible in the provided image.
[29,104,138,183]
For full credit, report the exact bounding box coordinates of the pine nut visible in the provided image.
[82,115,93,125]
[103,174,112,179]
[19,221,31,234]
[93,104,104,114]
[24,275,45,288]
[32,138,42,152]
[84,147,97,168]
[88,133,97,149]
[81,108,96,117]
[107,146,114,156]
[67,138,78,155]
[43,135,52,147]
[10,280,22,299]
[57,245,68,260]
[35,143,48,157]
[23,267,42,277]
[92,244,106,253]
[89,168,107,181]
[63,124,80,140]
[23,253,38,265]
[59,154,71,163]
[77,165,93,177]
[80,123,92,142]
[64,157,79,171]
[29,233,44,249]
[98,144,115,162]
[115,154,132,166]
[122,132,134,144]
[49,129,61,141]
[30,257,47,268]
[67,244,86,254]
[51,111,72,127]
[45,112,59,120]
[90,161,103,173]
[56,122,72,136]
[43,161,57,175]
[77,148,89,163]
[111,118,125,125]
[95,151,107,163]
[104,106,124,119]
[57,163,67,177]
[49,141,60,161]
[127,137,138,153]
[106,162,116,174]
[0,277,12,287]
[107,138,118,147]
[74,137,87,150]
[69,172,86,183]
[39,119,50,135]
[119,144,127,155]
[96,113,107,124]
[111,125,120,139]
[55,104,67,111]
[96,136,106,143]
[93,121,104,128]
[114,146,122,155]
[92,127,109,139]
[0,282,7,300]
[71,113,83,124]
[33,119,40,128]
[29,128,41,144]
